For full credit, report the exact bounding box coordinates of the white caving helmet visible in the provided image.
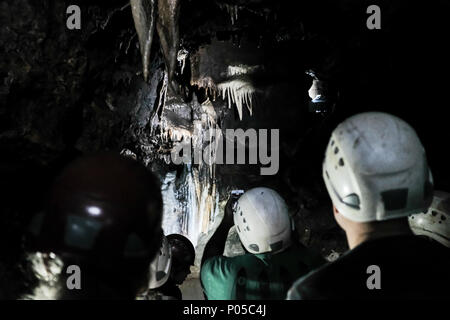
[409,191,450,247]
[148,235,172,289]
[234,187,292,254]
[323,112,433,222]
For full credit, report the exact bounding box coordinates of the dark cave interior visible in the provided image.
[1,0,450,299]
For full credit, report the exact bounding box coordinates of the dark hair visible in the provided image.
[166,234,195,264]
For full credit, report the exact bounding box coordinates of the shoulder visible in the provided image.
[201,256,232,279]
[287,248,360,300]
[201,254,255,300]
[201,254,255,280]
[286,260,334,300]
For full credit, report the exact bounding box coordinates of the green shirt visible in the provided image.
[201,244,324,300]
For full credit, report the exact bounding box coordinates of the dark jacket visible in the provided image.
[288,235,450,299]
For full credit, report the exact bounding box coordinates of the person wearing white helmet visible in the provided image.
[139,234,195,300]
[200,187,324,300]
[409,191,450,248]
[287,112,450,299]
[138,235,174,300]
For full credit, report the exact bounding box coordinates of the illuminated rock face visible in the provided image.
[127,0,357,263]
[141,68,224,252]
[160,165,221,248]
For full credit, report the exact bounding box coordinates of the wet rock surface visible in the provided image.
[1,0,450,298]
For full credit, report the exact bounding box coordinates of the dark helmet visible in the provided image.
[166,234,195,285]
[28,153,163,270]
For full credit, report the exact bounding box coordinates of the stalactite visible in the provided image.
[218,79,256,120]
[219,3,240,25]
[159,98,222,248]
[130,0,156,82]
[156,0,181,83]
[177,49,189,75]
[227,65,261,77]
[150,71,168,137]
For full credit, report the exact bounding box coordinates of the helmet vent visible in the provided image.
[342,193,360,209]
[381,188,408,211]
[156,271,167,281]
[246,226,250,231]
[339,158,344,166]
[334,147,339,154]
[270,241,283,252]
[331,140,335,146]
[249,244,259,252]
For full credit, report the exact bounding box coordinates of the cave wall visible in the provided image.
[1,0,450,297]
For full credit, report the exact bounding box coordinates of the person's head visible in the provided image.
[409,190,450,248]
[166,234,195,285]
[26,152,163,299]
[323,112,433,247]
[233,187,292,255]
